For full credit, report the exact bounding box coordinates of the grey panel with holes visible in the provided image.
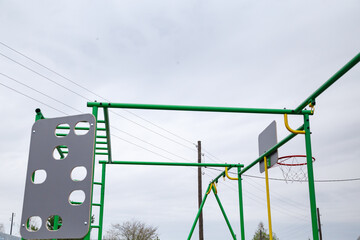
[258,120,278,173]
[20,114,96,239]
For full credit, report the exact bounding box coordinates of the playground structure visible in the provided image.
[20,52,360,240]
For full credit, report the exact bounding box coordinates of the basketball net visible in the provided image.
[277,155,315,183]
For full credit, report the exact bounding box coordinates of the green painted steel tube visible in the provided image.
[295,52,360,113]
[87,102,312,115]
[188,184,212,240]
[35,108,44,121]
[304,114,319,240]
[84,106,99,240]
[100,160,243,168]
[98,163,106,240]
[213,187,237,240]
[237,167,245,240]
[239,124,304,175]
[103,107,112,163]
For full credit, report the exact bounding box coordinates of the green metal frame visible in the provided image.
[25,52,359,240]
[86,52,360,240]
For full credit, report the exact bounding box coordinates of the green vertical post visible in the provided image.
[237,167,245,240]
[304,114,319,240]
[84,106,99,240]
[98,163,106,239]
[212,185,237,240]
[188,183,212,240]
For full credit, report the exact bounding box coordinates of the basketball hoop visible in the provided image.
[277,155,315,183]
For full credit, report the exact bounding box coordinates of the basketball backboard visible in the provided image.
[258,120,278,173]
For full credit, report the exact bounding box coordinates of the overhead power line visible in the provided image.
[206,167,360,183]
[0,73,83,114]
[0,41,198,150]
[0,81,68,115]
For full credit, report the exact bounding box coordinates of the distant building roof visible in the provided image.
[0,232,20,240]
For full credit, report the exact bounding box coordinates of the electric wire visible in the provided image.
[0,52,92,101]
[0,71,195,167]
[0,73,83,114]
[0,50,196,152]
[110,125,194,163]
[206,166,360,183]
[0,41,198,151]
[0,81,68,115]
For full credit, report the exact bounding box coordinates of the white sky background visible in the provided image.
[0,0,359,239]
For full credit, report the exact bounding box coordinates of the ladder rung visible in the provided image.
[97,120,106,123]
[96,135,107,139]
[95,152,108,155]
[91,225,100,229]
[93,182,103,185]
[92,203,101,206]
[96,147,108,150]
[96,128,106,131]
[96,141,107,144]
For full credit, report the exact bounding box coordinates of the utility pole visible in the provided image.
[197,141,204,240]
[317,208,323,240]
[10,212,14,235]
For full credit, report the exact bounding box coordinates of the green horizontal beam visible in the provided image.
[295,52,360,112]
[87,102,312,115]
[239,124,304,175]
[96,141,108,144]
[99,160,243,168]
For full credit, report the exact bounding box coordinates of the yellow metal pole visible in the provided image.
[264,156,273,240]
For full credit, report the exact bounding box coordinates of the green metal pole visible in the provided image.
[87,102,312,115]
[35,108,44,121]
[212,186,237,240]
[100,160,243,168]
[304,114,319,240]
[98,163,106,240]
[188,183,212,240]
[103,107,112,163]
[84,106,99,240]
[295,52,360,112]
[237,167,245,240]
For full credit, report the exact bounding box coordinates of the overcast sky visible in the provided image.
[0,1,359,239]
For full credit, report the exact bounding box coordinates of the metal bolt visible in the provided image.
[84,221,88,225]
[22,224,25,227]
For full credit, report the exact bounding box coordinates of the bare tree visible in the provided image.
[104,220,159,240]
